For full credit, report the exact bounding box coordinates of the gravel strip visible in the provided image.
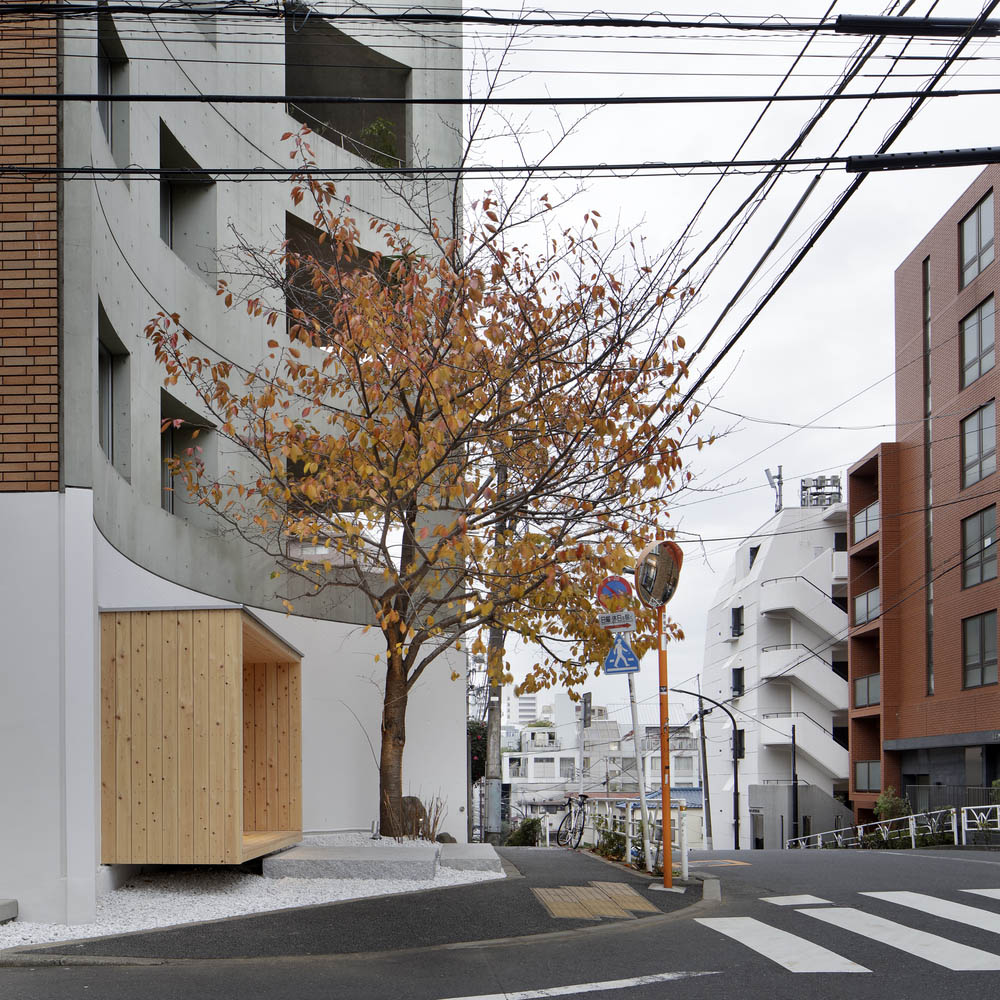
[1,835,503,950]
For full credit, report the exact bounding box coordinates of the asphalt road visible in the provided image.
[4,846,1000,999]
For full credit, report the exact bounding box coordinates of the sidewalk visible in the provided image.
[7,848,705,964]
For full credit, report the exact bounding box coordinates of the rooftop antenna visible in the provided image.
[764,466,783,513]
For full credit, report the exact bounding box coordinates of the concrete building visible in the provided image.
[0,6,465,923]
[848,166,1000,822]
[701,494,851,849]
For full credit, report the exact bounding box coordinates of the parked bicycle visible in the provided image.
[556,793,588,849]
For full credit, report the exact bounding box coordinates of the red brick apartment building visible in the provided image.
[848,166,1000,822]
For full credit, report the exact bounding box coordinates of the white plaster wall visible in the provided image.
[0,490,97,923]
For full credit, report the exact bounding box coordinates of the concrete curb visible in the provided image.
[0,953,166,968]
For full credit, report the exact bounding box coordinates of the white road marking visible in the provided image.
[800,907,1000,971]
[863,891,1000,934]
[435,970,719,1000]
[963,888,1000,900]
[762,895,831,907]
[695,917,868,972]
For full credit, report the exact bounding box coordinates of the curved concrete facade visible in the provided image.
[0,8,467,924]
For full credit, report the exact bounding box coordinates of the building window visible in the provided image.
[534,757,555,779]
[834,531,848,552]
[853,673,881,708]
[960,190,994,288]
[731,667,744,697]
[159,121,217,281]
[97,13,129,167]
[962,506,997,588]
[97,301,130,477]
[748,545,760,569]
[731,605,744,637]
[961,296,995,389]
[508,757,522,778]
[160,390,213,516]
[674,756,693,774]
[559,758,575,779]
[961,401,996,488]
[963,610,998,689]
[855,760,881,793]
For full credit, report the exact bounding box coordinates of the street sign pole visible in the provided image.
[627,670,653,872]
[658,604,672,887]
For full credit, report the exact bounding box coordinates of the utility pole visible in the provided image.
[791,724,799,843]
[672,687,740,850]
[697,675,713,850]
[483,632,504,844]
[483,461,508,843]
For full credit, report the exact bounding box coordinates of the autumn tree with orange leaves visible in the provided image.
[146,132,705,836]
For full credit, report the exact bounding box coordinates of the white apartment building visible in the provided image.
[1,6,465,924]
[701,493,852,850]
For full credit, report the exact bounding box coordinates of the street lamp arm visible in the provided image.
[671,686,741,851]
[671,688,737,730]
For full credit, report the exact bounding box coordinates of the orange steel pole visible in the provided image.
[658,604,672,888]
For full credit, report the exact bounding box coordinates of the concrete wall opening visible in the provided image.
[285,14,410,166]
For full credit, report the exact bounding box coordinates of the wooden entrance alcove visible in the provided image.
[100,607,303,865]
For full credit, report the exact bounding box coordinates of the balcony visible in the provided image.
[853,672,881,708]
[760,711,849,780]
[831,550,848,582]
[759,576,847,639]
[853,501,880,544]
[853,587,881,627]
[760,644,848,711]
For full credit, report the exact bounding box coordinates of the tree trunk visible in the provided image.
[379,651,408,837]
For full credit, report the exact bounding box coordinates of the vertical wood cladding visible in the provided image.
[0,5,59,490]
[100,609,302,865]
[848,167,1000,815]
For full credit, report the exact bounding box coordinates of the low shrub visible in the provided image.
[505,818,542,846]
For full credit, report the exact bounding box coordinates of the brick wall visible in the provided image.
[0,8,59,491]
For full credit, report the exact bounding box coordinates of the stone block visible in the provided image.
[437,844,503,872]
[262,845,438,881]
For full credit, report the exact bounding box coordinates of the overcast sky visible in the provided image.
[458,0,998,721]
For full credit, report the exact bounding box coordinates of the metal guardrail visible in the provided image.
[761,710,835,738]
[786,804,1000,849]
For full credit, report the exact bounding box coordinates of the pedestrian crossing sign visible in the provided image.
[603,634,640,674]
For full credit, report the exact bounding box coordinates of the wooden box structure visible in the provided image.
[100,607,302,864]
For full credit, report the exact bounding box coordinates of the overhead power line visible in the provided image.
[0,156,859,180]
[7,86,1000,106]
[0,4,833,32]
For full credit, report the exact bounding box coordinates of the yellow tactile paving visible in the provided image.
[565,886,634,919]
[533,887,597,919]
[534,882,663,920]
[590,881,660,914]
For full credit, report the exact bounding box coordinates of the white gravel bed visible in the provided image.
[0,835,503,950]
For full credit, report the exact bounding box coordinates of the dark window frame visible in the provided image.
[963,609,998,689]
[961,400,997,489]
[962,505,997,589]
[960,295,996,389]
[960,190,995,289]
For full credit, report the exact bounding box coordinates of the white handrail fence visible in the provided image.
[786,803,1000,849]
[577,800,689,877]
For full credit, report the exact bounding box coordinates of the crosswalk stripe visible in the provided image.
[799,907,1000,971]
[762,895,831,907]
[436,971,719,1000]
[695,917,869,972]
[863,891,1000,934]
[963,888,1000,900]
